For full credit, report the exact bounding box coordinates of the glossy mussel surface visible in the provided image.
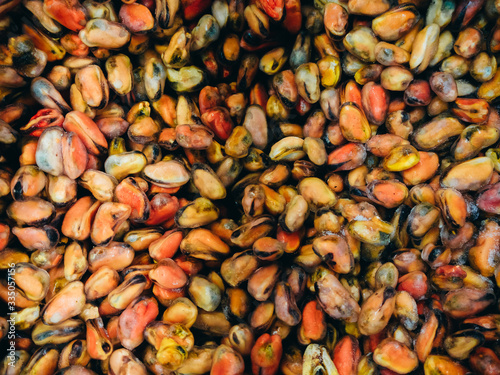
[1,0,500,374]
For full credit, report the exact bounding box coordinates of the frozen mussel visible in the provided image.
[0,0,500,373]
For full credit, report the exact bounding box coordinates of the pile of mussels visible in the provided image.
[1,0,500,373]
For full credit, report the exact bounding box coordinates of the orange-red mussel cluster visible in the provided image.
[1,0,500,374]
